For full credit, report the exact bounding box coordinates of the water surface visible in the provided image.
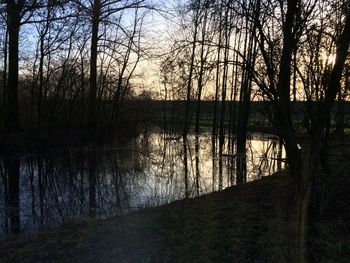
[0,131,285,239]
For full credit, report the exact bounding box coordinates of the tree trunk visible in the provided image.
[2,28,8,128]
[88,0,101,135]
[5,3,23,132]
[212,2,222,137]
[183,0,201,136]
[236,11,250,185]
[195,9,207,135]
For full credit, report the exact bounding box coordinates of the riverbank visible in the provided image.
[0,172,349,263]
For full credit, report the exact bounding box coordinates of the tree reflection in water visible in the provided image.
[0,131,284,238]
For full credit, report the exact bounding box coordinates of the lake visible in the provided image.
[0,131,285,239]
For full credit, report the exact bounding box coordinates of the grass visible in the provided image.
[1,172,349,263]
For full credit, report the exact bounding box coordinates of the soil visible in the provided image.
[0,170,349,263]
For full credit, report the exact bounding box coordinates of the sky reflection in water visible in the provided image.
[0,132,285,238]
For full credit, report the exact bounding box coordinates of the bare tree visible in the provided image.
[72,0,148,136]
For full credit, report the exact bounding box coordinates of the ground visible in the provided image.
[0,171,349,263]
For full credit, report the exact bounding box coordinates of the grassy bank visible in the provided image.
[0,172,349,263]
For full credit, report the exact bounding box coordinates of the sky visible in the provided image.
[6,0,181,98]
